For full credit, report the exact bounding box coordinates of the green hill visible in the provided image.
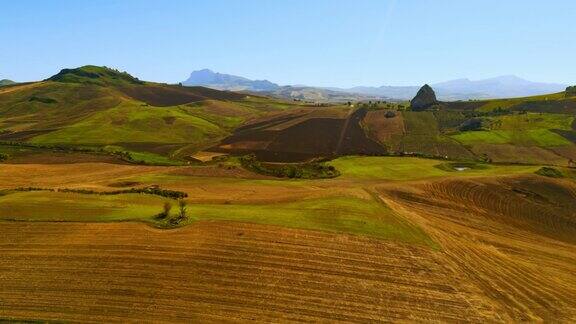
[1,66,575,167]
[47,65,144,86]
[0,79,15,86]
[0,66,303,163]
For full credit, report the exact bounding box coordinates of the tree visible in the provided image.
[178,199,187,220]
[163,202,172,217]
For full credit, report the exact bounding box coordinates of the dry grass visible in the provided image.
[363,110,405,144]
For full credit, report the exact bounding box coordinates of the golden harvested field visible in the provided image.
[0,159,575,322]
[379,175,576,321]
[0,163,171,190]
[0,221,503,322]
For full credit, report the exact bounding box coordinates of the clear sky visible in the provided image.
[1,0,575,87]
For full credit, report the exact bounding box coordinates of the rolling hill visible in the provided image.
[0,66,311,161]
[1,65,575,167]
[0,79,15,86]
[1,67,576,322]
[213,88,576,165]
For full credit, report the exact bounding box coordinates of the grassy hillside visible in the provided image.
[0,66,312,162]
[444,90,576,113]
[0,79,15,86]
[47,65,144,86]
[1,66,575,166]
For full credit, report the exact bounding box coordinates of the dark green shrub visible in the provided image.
[535,167,564,178]
[28,96,58,104]
[459,118,483,131]
[239,154,340,179]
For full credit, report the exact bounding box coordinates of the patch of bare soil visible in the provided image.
[119,85,245,107]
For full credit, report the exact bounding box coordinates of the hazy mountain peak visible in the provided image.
[183,69,279,92]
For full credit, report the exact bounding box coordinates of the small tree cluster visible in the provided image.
[156,202,172,219]
[168,199,188,226]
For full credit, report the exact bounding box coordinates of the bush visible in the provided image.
[168,200,188,226]
[459,118,483,131]
[0,153,9,162]
[535,167,564,178]
[384,111,396,118]
[155,202,172,220]
[28,96,58,104]
[239,154,340,179]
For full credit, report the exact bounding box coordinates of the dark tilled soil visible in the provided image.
[6,152,127,164]
[119,85,245,107]
[337,108,387,155]
[214,108,387,162]
[441,101,486,111]
[551,129,576,143]
[512,100,576,114]
[0,129,57,141]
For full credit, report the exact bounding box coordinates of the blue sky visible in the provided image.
[1,0,575,87]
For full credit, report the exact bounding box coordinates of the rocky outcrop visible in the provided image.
[410,84,438,111]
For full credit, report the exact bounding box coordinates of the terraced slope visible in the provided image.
[0,221,502,322]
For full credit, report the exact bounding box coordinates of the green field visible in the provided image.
[31,101,228,145]
[329,156,539,180]
[0,191,170,222]
[451,113,575,147]
[475,92,567,112]
[0,190,435,247]
[452,129,571,146]
[495,113,573,130]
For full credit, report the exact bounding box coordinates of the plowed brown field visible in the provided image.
[0,221,502,322]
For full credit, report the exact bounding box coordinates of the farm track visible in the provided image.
[0,221,502,322]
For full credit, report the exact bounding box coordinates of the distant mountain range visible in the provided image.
[183,69,280,92]
[182,69,568,101]
[183,69,384,102]
[336,75,568,101]
[0,79,16,86]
